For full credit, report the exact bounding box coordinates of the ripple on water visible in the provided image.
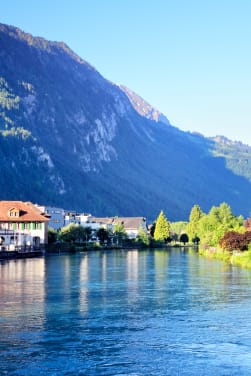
[1,249,251,375]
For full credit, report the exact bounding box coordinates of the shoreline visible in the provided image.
[199,247,251,269]
[2,244,251,271]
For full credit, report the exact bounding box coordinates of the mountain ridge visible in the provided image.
[1,22,251,221]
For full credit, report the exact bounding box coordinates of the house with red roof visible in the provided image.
[0,201,49,251]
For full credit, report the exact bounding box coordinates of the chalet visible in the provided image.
[0,201,49,251]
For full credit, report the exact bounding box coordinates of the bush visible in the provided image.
[219,231,251,252]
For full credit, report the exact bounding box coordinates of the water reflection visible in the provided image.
[1,249,251,375]
[79,254,89,313]
[0,257,45,317]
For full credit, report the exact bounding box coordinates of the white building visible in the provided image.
[64,211,91,226]
[0,201,49,250]
[93,217,147,239]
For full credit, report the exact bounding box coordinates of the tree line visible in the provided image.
[48,220,150,249]
[48,202,251,253]
[149,203,250,253]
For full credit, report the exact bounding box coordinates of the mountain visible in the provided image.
[1,22,251,221]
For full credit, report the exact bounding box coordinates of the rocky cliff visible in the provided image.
[1,23,251,221]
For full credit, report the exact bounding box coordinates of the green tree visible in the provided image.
[113,221,127,245]
[154,210,170,241]
[137,224,150,246]
[186,204,205,240]
[59,224,92,244]
[59,223,76,242]
[198,203,244,247]
[170,221,187,243]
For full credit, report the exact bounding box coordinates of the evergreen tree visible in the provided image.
[154,210,170,241]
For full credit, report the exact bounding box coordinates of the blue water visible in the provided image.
[1,248,251,375]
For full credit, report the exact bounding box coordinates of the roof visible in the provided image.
[113,217,146,229]
[0,201,49,222]
[92,217,115,225]
[93,216,146,229]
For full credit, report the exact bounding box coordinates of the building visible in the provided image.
[36,205,64,230]
[91,217,114,231]
[113,217,147,239]
[64,211,92,226]
[93,216,147,239]
[0,201,49,251]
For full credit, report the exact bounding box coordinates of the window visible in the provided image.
[9,223,17,230]
[10,236,18,244]
[31,222,42,230]
[8,208,20,217]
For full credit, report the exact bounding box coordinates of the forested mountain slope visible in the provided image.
[1,23,251,221]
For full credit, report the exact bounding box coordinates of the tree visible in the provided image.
[170,221,187,241]
[48,227,57,244]
[59,224,92,244]
[113,221,127,245]
[137,224,150,246]
[192,236,200,245]
[82,226,92,246]
[171,233,179,243]
[96,227,110,245]
[59,223,76,242]
[186,204,205,240]
[180,233,189,245]
[219,231,251,252]
[149,222,156,238]
[154,210,170,242]
[198,203,245,247]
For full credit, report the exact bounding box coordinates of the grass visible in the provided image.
[199,246,251,269]
[231,251,251,269]
[199,247,231,263]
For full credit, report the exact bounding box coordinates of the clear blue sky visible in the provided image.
[1,0,251,144]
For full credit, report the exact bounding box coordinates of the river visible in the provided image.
[1,248,251,375]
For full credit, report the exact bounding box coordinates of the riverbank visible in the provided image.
[199,247,251,269]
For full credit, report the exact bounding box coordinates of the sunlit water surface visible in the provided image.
[1,248,251,375]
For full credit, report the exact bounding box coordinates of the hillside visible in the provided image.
[1,23,251,221]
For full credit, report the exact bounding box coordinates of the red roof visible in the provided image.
[0,201,49,222]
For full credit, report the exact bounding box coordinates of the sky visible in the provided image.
[0,0,250,144]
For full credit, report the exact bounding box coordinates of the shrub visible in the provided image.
[219,231,251,252]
